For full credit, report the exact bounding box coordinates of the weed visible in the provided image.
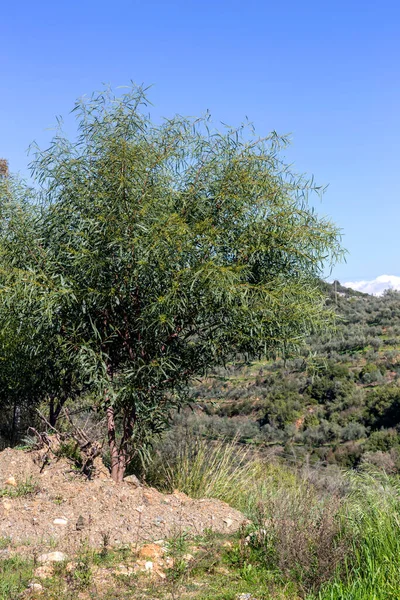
[73,553,92,589]
[0,537,11,550]
[100,531,111,559]
[317,470,400,600]
[245,480,349,595]
[0,476,39,498]
[0,556,33,600]
[52,494,64,505]
[166,531,190,555]
[56,440,83,469]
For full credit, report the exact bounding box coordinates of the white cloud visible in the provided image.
[343,274,400,296]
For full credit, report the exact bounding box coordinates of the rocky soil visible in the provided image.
[0,447,245,556]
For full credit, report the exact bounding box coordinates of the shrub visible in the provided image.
[359,363,384,384]
[247,477,349,595]
[327,443,363,468]
[147,435,261,509]
[341,422,366,441]
[366,384,400,429]
[260,391,303,430]
[363,428,400,452]
[361,450,398,473]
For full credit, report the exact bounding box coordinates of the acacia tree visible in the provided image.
[6,87,343,481]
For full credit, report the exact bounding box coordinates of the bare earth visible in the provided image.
[0,447,245,555]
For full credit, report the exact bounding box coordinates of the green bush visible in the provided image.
[363,428,400,452]
[366,385,400,429]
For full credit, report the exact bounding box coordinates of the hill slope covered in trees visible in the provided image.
[179,284,400,472]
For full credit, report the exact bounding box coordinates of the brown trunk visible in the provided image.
[11,399,18,446]
[106,404,127,483]
[49,396,66,428]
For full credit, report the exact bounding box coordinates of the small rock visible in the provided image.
[76,515,85,531]
[138,543,165,560]
[4,476,17,487]
[27,582,43,593]
[115,564,135,576]
[145,561,153,571]
[155,568,166,579]
[38,551,67,563]
[183,553,194,562]
[53,518,68,526]
[2,500,12,511]
[123,474,141,488]
[223,517,234,528]
[237,595,254,600]
[34,565,53,579]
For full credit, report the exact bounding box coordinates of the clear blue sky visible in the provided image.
[1,0,399,283]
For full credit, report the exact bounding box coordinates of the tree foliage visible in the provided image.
[0,86,343,479]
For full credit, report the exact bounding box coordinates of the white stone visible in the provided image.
[38,551,67,563]
[115,564,135,576]
[53,518,68,526]
[123,474,141,488]
[183,553,194,562]
[27,582,43,592]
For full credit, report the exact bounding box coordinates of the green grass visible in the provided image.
[0,556,33,600]
[159,436,263,509]
[316,470,400,600]
[0,476,39,498]
[0,532,299,599]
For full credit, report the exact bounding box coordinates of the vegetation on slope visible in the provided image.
[173,285,400,473]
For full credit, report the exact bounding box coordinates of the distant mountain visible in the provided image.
[343,275,400,296]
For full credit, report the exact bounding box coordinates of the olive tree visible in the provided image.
[5,87,343,481]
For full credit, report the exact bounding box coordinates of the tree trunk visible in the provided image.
[106,404,127,483]
[11,399,20,446]
[49,396,67,428]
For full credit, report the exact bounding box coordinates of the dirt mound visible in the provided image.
[0,447,245,555]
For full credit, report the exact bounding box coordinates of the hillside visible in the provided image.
[173,284,400,472]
